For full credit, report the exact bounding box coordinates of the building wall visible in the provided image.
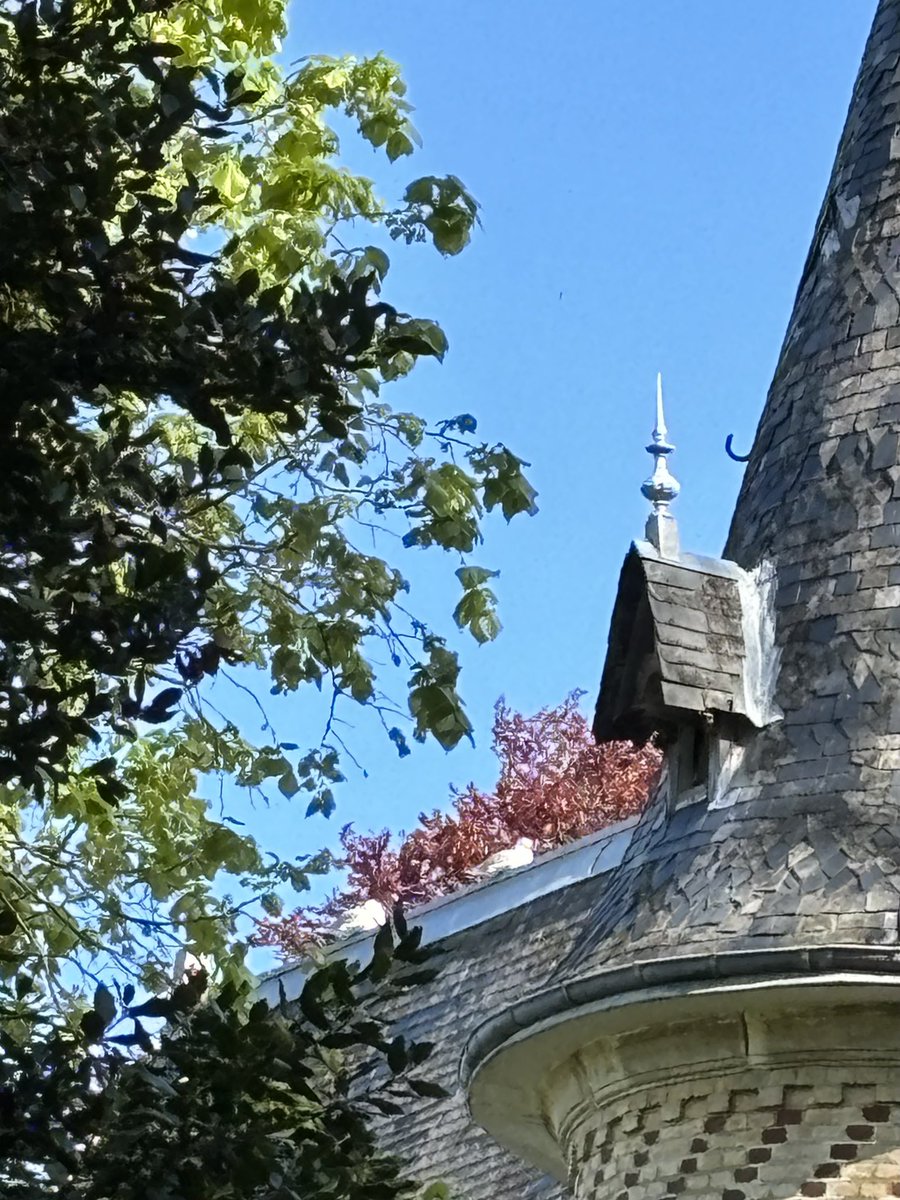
[570,1070,900,1199]
[537,992,900,1200]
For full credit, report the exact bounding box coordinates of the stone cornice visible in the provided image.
[463,943,900,1091]
[463,945,900,1181]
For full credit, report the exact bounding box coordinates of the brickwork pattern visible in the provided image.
[570,1073,900,1200]
[554,0,900,985]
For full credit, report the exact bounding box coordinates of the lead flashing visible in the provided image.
[257,817,638,1006]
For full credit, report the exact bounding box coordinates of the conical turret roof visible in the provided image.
[461,11,900,1177]
[555,0,900,983]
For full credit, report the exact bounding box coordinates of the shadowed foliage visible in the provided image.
[0,0,530,1194]
[1,916,444,1198]
[0,0,533,1006]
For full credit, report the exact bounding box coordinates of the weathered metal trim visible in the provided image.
[256,817,638,1006]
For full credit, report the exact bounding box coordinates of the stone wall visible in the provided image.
[503,988,900,1200]
[569,1071,900,1200]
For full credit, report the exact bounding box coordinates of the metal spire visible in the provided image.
[641,373,680,558]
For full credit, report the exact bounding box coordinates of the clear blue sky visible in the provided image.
[224,1,877,929]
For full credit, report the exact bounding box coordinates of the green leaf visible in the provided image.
[278,769,299,798]
[388,726,411,758]
[386,130,414,161]
[305,788,335,818]
[388,318,449,361]
[299,972,330,1030]
[80,1009,106,1044]
[453,586,502,645]
[360,246,389,279]
[422,1183,451,1200]
[236,267,260,297]
[455,565,498,590]
[386,1034,407,1073]
[133,1062,178,1097]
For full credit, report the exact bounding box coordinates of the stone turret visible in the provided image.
[464,4,900,1197]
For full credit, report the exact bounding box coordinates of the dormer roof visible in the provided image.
[594,542,754,743]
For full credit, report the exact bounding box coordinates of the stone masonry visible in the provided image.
[569,1074,900,1200]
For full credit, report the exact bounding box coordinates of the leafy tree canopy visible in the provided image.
[1,918,445,1198]
[0,0,533,1192]
[0,0,534,1033]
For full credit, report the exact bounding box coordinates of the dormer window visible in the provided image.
[669,723,714,810]
[593,543,757,744]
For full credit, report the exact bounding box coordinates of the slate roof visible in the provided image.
[367,880,586,1200]
[261,823,635,1200]
[480,0,900,998]
[594,541,751,743]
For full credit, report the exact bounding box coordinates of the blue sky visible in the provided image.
[225,1,877,926]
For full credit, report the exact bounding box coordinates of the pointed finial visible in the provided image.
[641,374,680,558]
[654,371,668,444]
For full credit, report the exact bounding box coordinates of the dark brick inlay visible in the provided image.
[863,1102,892,1122]
[748,1147,772,1164]
[845,1123,875,1141]
[830,1143,859,1161]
